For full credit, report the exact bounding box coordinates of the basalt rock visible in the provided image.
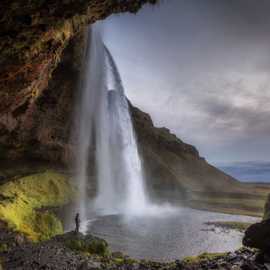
[0,31,84,163]
[243,195,270,262]
[243,219,270,251]
[243,195,270,255]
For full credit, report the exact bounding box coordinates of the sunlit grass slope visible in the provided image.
[0,170,74,241]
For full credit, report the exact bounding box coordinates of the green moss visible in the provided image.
[113,258,124,265]
[27,211,63,241]
[65,236,110,256]
[182,252,227,265]
[89,238,110,256]
[0,170,74,241]
[0,243,8,253]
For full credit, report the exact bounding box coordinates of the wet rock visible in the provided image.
[14,234,25,246]
[175,259,183,269]
[1,228,269,270]
[243,219,270,251]
[78,261,101,270]
[112,251,125,258]
[55,232,109,256]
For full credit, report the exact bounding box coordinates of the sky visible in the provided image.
[102,0,270,163]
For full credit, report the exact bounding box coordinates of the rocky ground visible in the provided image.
[181,249,269,270]
[0,228,269,270]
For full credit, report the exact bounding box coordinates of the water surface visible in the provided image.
[86,207,258,261]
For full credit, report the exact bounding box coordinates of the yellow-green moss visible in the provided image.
[113,258,124,265]
[0,170,74,241]
[0,243,8,253]
[182,252,227,265]
[65,237,110,257]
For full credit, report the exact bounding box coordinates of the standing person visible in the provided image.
[75,213,80,234]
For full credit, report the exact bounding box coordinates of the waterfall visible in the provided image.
[95,46,148,214]
[73,25,107,221]
[74,24,149,220]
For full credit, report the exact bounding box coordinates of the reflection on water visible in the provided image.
[86,207,258,261]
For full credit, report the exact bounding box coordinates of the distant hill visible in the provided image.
[131,104,270,217]
[216,161,270,183]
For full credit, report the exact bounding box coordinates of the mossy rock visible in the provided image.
[113,257,124,265]
[111,252,138,266]
[0,243,8,253]
[182,252,227,265]
[61,232,110,256]
[0,170,74,241]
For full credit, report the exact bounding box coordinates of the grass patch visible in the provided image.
[0,170,74,241]
[182,252,227,265]
[188,188,270,217]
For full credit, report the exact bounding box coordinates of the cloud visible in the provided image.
[104,0,270,162]
[151,71,270,161]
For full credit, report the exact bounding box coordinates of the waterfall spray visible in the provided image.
[73,25,107,221]
[100,47,148,214]
[74,24,149,222]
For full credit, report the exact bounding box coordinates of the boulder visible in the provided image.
[243,219,270,251]
[263,194,270,220]
[55,232,110,256]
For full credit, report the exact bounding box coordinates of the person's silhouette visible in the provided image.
[75,213,80,234]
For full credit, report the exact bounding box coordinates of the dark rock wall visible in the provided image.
[131,105,241,199]
[0,31,85,162]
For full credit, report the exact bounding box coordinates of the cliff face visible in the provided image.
[131,106,270,216]
[0,0,157,161]
[131,105,241,199]
[0,31,83,162]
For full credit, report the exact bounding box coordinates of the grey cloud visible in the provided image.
[104,0,270,162]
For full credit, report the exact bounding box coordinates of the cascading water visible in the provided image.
[73,25,108,221]
[74,24,149,221]
[95,46,148,214]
